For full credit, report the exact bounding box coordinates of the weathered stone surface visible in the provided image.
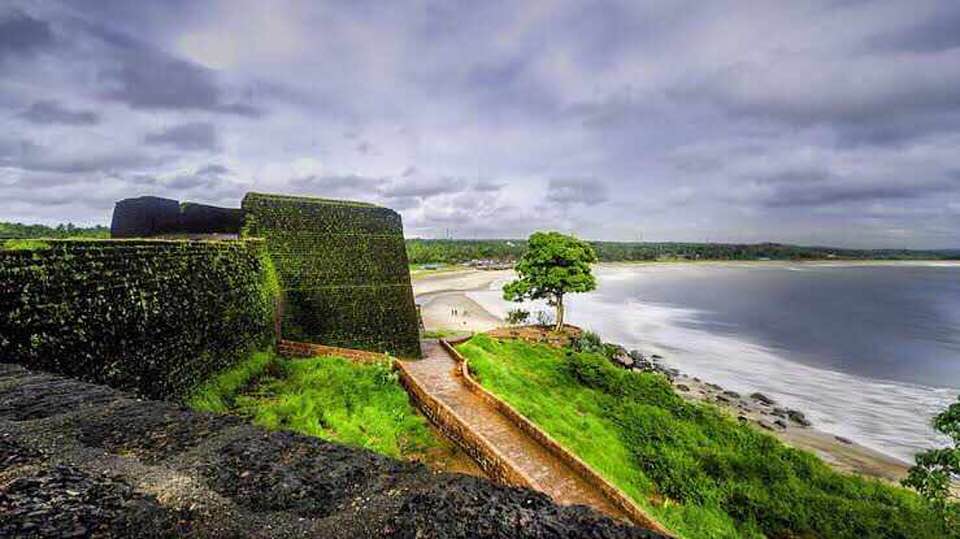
[0,363,664,538]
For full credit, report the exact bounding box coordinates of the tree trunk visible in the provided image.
[554,293,565,332]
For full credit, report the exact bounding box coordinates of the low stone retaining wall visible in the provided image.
[393,360,536,488]
[441,338,673,536]
[278,340,389,363]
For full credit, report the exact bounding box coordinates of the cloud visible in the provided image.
[2,1,960,247]
[18,100,99,125]
[196,163,230,176]
[0,136,155,174]
[80,21,261,116]
[378,176,463,199]
[144,122,219,151]
[0,10,54,60]
[288,174,386,199]
[864,8,960,54]
[545,178,608,206]
[762,178,960,208]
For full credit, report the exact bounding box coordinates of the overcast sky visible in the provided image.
[1,1,959,247]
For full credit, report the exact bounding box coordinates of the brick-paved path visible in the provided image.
[401,340,631,521]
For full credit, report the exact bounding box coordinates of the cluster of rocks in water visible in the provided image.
[0,363,665,538]
[607,346,814,433]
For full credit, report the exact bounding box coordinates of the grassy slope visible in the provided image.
[458,334,950,539]
[189,352,438,459]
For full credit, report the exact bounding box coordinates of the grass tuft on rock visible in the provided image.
[458,334,952,539]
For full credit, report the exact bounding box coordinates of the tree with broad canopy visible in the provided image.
[502,231,597,332]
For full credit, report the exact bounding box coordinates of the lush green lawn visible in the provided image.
[458,334,951,539]
[189,352,438,459]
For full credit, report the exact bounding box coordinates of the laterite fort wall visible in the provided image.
[242,193,421,357]
[0,239,277,400]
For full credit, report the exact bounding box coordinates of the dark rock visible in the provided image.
[750,392,776,405]
[675,384,690,392]
[722,390,740,399]
[0,464,188,537]
[614,352,634,368]
[787,410,811,427]
[835,436,853,445]
[651,354,663,360]
[0,363,666,538]
[758,421,775,431]
[774,419,788,429]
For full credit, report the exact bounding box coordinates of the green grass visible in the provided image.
[459,334,951,539]
[421,329,472,340]
[188,350,276,413]
[188,352,438,459]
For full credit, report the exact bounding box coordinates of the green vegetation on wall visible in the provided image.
[0,239,278,400]
[242,193,421,357]
[459,335,952,539]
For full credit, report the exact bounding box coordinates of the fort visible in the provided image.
[0,192,661,537]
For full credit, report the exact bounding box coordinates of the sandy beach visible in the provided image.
[412,265,915,484]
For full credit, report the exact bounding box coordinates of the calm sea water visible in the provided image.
[468,262,960,462]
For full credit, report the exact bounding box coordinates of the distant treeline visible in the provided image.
[406,239,960,263]
[5,222,956,262]
[0,222,109,239]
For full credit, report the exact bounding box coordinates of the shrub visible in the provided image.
[571,330,604,355]
[505,308,530,326]
[535,310,555,327]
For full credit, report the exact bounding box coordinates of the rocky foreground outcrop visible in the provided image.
[0,364,664,538]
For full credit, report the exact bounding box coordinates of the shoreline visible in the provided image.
[412,266,915,484]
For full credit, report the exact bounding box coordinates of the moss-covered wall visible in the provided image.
[0,239,277,400]
[242,193,421,357]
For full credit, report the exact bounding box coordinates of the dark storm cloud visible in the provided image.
[0,136,153,174]
[864,8,960,53]
[762,178,960,208]
[18,100,99,125]
[78,22,260,116]
[99,54,260,116]
[196,164,230,176]
[0,10,54,59]
[545,178,608,206]
[144,122,219,151]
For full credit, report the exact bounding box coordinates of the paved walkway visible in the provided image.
[401,340,630,521]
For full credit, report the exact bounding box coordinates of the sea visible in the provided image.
[467,262,960,463]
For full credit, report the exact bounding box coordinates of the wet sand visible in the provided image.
[412,265,915,484]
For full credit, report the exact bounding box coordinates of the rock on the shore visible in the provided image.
[787,410,812,427]
[750,392,776,405]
